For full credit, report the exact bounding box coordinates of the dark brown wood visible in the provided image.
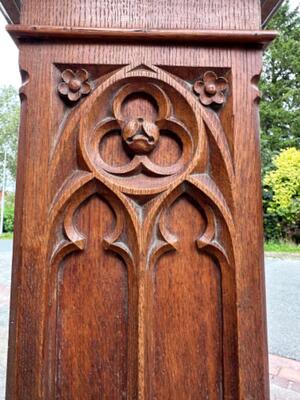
[6,1,275,399]
[7,25,277,46]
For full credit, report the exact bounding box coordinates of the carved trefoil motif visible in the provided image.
[49,63,237,398]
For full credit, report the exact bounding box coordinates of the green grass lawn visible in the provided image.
[0,232,13,240]
[265,241,300,253]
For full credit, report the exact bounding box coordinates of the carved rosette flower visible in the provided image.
[193,71,228,106]
[58,69,92,102]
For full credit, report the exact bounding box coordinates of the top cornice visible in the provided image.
[6,24,277,48]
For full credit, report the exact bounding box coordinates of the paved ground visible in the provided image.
[0,241,11,252]
[0,241,11,400]
[266,256,300,360]
[270,354,300,398]
[0,241,299,399]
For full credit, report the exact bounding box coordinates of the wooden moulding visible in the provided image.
[7,24,277,47]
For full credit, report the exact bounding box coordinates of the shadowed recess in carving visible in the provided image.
[121,91,159,120]
[99,129,131,166]
[149,130,182,166]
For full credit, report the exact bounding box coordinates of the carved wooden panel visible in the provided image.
[41,63,237,399]
[6,5,273,399]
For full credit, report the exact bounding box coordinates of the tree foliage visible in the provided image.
[260,2,300,243]
[260,1,300,174]
[3,192,15,233]
[264,148,300,241]
[0,85,20,182]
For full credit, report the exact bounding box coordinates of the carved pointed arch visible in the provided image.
[49,178,137,270]
[146,174,236,271]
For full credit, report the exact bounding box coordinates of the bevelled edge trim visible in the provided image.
[7,24,277,47]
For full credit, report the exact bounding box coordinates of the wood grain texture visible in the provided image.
[151,196,224,399]
[57,196,128,399]
[6,1,273,399]
[20,0,262,30]
[0,0,283,27]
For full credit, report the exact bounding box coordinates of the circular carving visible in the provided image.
[78,71,205,194]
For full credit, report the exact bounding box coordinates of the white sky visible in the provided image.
[0,14,20,88]
[0,1,299,89]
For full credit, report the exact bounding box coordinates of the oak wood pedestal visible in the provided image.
[5,1,277,399]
